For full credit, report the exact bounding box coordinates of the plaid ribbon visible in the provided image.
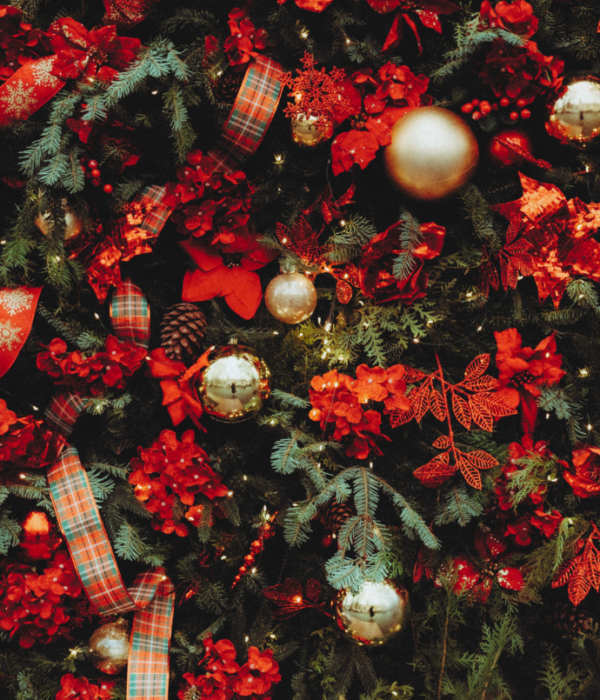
[48,446,174,700]
[208,55,284,173]
[110,279,151,349]
[44,392,90,437]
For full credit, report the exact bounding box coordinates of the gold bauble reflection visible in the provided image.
[384,106,479,201]
[333,580,410,646]
[195,342,270,422]
[546,75,600,146]
[265,271,317,324]
[89,618,130,674]
[291,112,334,147]
[34,199,83,241]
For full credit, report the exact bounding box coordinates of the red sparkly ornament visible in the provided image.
[488,129,533,169]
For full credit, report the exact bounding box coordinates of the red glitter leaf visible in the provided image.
[464,354,490,381]
[451,392,471,430]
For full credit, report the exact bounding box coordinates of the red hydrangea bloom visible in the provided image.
[479,0,538,37]
[233,648,281,697]
[494,329,565,434]
[564,446,600,498]
[358,221,446,304]
[530,508,563,538]
[129,429,229,536]
[0,409,64,471]
[222,9,268,67]
[0,398,17,434]
[0,5,51,81]
[0,549,87,648]
[203,638,240,675]
[56,674,114,700]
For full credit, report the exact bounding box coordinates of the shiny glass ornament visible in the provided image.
[34,200,83,241]
[384,106,479,200]
[291,112,334,147]
[195,341,270,422]
[546,74,600,146]
[89,618,130,674]
[265,271,317,324]
[332,579,410,646]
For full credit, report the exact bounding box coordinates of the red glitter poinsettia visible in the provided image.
[359,220,446,304]
[0,549,88,648]
[553,523,600,606]
[0,5,51,81]
[494,328,565,434]
[56,674,115,700]
[563,446,600,498]
[37,335,146,396]
[129,429,229,536]
[331,62,431,176]
[0,405,64,471]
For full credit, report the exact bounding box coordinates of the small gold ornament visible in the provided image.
[546,74,600,146]
[291,112,334,148]
[89,618,130,674]
[265,271,317,324]
[332,580,410,646]
[195,341,270,422]
[384,106,479,201]
[34,200,83,241]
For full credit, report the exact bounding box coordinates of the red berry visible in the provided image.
[88,160,98,169]
[103,183,114,194]
[91,168,101,178]
[472,98,480,106]
[472,111,482,120]
[80,164,86,172]
[92,178,101,187]
[520,109,531,119]
[481,103,491,115]
[492,103,499,111]
[461,103,473,114]
[516,98,527,108]
[500,97,510,107]
[509,111,519,121]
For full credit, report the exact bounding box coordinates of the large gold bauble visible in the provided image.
[34,200,83,241]
[546,74,600,146]
[291,112,334,148]
[195,342,270,422]
[89,619,130,674]
[384,106,479,201]
[333,580,410,646]
[264,271,317,324]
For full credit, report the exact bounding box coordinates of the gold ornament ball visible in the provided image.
[265,271,317,324]
[546,74,600,146]
[195,341,271,422]
[89,619,130,674]
[333,579,410,646]
[384,106,479,201]
[34,200,83,241]
[291,112,334,148]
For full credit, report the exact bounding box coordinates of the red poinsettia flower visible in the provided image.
[48,18,140,83]
[180,232,277,320]
[494,329,565,434]
[222,9,268,66]
[233,647,281,697]
[564,446,600,498]
[358,220,446,304]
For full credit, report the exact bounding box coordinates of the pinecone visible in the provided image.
[212,70,244,103]
[547,601,593,635]
[320,502,354,534]
[160,303,207,364]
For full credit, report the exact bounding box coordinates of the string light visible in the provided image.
[413,337,420,343]
[580,368,589,377]
[274,154,283,164]
[587,423,593,431]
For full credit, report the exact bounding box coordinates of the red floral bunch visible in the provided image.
[358,220,446,304]
[205,8,267,68]
[474,0,563,107]
[0,5,50,81]
[37,335,146,396]
[56,674,114,700]
[179,637,281,700]
[494,435,564,546]
[0,402,64,471]
[48,18,141,83]
[0,549,86,648]
[129,429,229,536]
[308,366,411,459]
[563,446,600,498]
[331,62,431,176]
[494,328,565,434]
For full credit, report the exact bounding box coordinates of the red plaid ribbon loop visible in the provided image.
[44,392,90,437]
[48,446,174,700]
[110,279,151,348]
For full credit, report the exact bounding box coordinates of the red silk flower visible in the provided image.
[56,674,115,700]
[479,0,538,37]
[205,8,268,68]
[564,446,600,498]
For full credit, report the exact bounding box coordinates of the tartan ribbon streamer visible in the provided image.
[208,55,284,173]
[110,279,151,348]
[44,392,90,437]
[48,446,174,700]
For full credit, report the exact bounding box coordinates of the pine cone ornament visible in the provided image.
[160,303,207,363]
[547,602,593,635]
[320,502,354,534]
[211,70,244,103]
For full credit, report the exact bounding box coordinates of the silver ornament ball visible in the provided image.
[265,271,317,324]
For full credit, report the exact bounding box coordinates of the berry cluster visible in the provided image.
[80,158,113,193]
[461,97,531,122]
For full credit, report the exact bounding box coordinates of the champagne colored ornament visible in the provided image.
[89,618,130,674]
[291,112,334,148]
[34,200,83,241]
[332,579,410,646]
[546,75,600,146]
[265,271,317,324]
[488,129,533,169]
[195,341,270,422]
[384,106,479,201]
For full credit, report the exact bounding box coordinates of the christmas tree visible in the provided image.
[2,0,600,698]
